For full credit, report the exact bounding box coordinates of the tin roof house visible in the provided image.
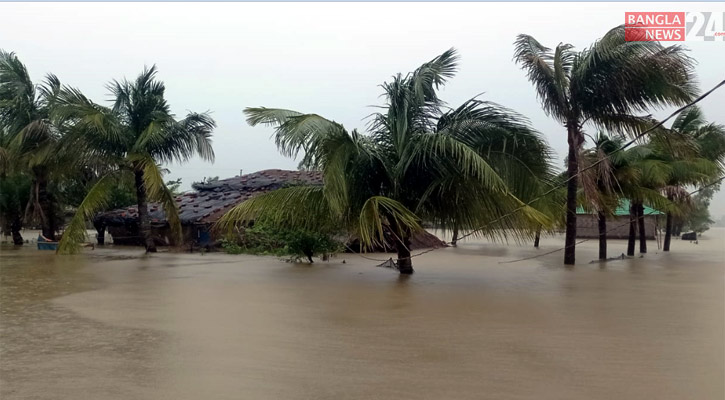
[576,199,663,239]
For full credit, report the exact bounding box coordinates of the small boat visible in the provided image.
[37,235,59,251]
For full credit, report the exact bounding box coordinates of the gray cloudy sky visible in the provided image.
[2,2,724,215]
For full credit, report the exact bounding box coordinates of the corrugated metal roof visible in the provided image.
[96,169,323,226]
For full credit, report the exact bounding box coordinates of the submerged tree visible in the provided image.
[579,134,624,260]
[217,49,553,274]
[0,50,67,240]
[661,106,725,250]
[57,66,215,253]
[0,173,31,244]
[612,130,718,255]
[514,25,696,265]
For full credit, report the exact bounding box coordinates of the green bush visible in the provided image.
[219,238,244,254]
[222,222,341,262]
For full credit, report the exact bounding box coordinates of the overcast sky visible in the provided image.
[2,2,724,215]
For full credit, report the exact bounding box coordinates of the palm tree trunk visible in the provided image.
[637,203,647,254]
[134,169,157,253]
[35,168,56,240]
[94,219,106,245]
[389,219,413,274]
[396,236,413,274]
[564,127,579,265]
[451,222,459,247]
[663,212,673,252]
[627,205,636,256]
[597,211,607,260]
[534,227,541,248]
[11,216,23,245]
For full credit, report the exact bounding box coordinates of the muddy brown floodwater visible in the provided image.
[1,230,723,399]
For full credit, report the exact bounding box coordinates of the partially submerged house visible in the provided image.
[576,200,663,239]
[94,169,446,250]
[95,169,323,246]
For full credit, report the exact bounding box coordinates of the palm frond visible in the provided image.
[131,154,182,243]
[244,107,304,127]
[409,48,459,104]
[573,25,697,124]
[406,133,508,192]
[215,185,336,235]
[513,35,568,120]
[57,173,117,254]
[357,196,423,250]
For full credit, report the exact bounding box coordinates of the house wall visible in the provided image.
[106,225,173,246]
[576,215,659,239]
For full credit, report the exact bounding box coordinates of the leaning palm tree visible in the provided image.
[654,107,725,251]
[57,66,215,253]
[217,49,553,274]
[615,133,714,255]
[514,25,696,264]
[0,50,66,240]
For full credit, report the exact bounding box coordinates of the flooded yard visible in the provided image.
[1,231,723,399]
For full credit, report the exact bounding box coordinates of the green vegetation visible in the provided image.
[579,119,724,260]
[515,25,696,264]
[0,173,31,244]
[682,184,719,234]
[217,49,555,274]
[221,222,341,262]
[1,50,214,251]
[0,51,67,240]
[56,67,215,253]
[1,28,722,270]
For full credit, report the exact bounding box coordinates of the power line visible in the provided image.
[399,78,725,258]
[456,79,725,244]
[344,79,724,266]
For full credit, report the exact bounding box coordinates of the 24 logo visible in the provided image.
[686,12,725,41]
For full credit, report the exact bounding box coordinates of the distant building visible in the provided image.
[576,200,663,239]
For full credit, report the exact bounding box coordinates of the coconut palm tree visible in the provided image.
[514,25,696,264]
[57,66,215,253]
[651,108,725,251]
[0,50,66,240]
[579,134,625,260]
[613,131,716,255]
[613,142,675,256]
[217,49,553,274]
[0,173,31,244]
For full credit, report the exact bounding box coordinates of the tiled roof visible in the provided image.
[96,169,323,226]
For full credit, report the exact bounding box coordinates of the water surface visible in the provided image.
[1,231,723,399]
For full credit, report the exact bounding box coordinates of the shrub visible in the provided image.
[223,222,341,262]
[220,238,244,254]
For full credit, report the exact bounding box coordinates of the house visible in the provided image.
[94,169,323,246]
[93,169,446,251]
[576,199,663,239]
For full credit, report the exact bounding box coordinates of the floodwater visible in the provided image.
[1,230,723,399]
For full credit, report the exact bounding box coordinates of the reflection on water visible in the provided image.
[1,231,723,400]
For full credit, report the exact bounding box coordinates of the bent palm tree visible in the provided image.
[655,107,724,251]
[217,49,554,274]
[57,66,215,253]
[514,25,696,264]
